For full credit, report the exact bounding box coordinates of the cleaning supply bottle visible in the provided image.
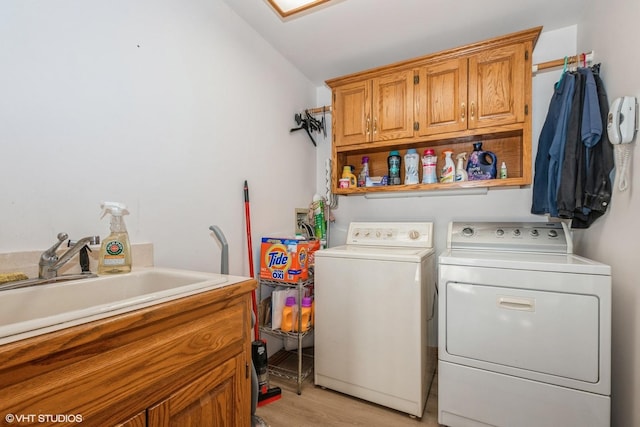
[387,150,401,185]
[500,161,508,179]
[440,150,455,183]
[312,194,326,248]
[341,166,357,188]
[422,149,438,184]
[281,296,297,332]
[295,297,313,332]
[404,149,420,184]
[358,156,370,187]
[98,201,132,274]
[454,152,468,182]
[466,142,498,180]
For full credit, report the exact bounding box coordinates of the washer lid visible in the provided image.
[316,245,435,262]
[439,249,611,276]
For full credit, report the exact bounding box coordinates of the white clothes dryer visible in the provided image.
[438,221,611,427]
[314,222,437,417]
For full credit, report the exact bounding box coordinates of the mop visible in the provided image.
[244,180,282,407]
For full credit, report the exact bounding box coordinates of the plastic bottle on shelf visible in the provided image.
[422,149,438,184]
[295,297,313,332]
[440,150,455,183]
[281,296,297,332]
[404,149,420,184]
[358,156,370,187]
[341,166,357,187]
[454,152,468,182]
[387,150,402,185]
[500,161,508,179]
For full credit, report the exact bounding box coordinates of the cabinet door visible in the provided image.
[416,58,468,136]
[371,69,415,141]
[115,411,146,427]
[333,80,371,146]
[147,355,249,427]
[468,43,525,129]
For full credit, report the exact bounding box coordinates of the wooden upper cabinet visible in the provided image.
[333,80,370,146]
[417,43,525,136]
[333,69,414,146]
[469,43,525,129]
[371,70,415,142]
[416,57,468,136]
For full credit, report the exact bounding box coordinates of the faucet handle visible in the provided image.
[42,232,69,260]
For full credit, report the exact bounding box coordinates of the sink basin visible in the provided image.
[0,267,242,345]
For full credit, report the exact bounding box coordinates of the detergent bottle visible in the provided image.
[98,201,132,274]
[295,297,313,332]
[387,151,402,185]
[404,149,420,184]
[281,296,297,332]
[466,142,497,180]
[440,150,455,183]
[455,152,468,182]
[421,149,438,184]
[341,166,357,187]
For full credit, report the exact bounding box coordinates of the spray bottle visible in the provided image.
[455,152,468,182]
[98,201,132,274]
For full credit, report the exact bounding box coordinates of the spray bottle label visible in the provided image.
[103,240,125,265]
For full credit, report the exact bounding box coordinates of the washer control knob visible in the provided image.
[462,227,474,237]
[548,230,558,238]
[496,229,504,236]
[530,229,539,237]
[513,229,521,236]
[408,230,420,240]
[375,230,381,238]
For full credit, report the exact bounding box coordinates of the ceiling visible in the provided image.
[221,0,584,86]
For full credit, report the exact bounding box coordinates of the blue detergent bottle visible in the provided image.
[466,142,497,180]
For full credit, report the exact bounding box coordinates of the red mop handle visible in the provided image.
[244,180,258,340]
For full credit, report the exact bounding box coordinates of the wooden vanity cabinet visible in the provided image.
[0,278,256,427]
[328,27,541,195]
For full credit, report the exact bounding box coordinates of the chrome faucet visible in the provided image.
[39,233,100,279]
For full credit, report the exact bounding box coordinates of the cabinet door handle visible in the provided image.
[366,115,370,135]
[470,102,475,120]
[461,103,466,121]
[373,118,377,134]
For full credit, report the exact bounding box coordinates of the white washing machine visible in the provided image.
[438,221,611,427]
[314,222,437,417]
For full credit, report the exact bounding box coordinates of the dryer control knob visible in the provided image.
[548,230,558,238]
[496,229,504,236]
[409,230,420,240]
[530,229,539,237]
[462,227,474,237]
[513,229,521,236]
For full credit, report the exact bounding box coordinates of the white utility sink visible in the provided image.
[0,267,244,345]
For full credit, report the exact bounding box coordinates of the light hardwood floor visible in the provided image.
[256,371,441,426]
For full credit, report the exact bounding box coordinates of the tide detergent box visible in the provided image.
[260,237,309,283]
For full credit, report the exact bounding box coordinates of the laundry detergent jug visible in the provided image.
[466,142,497,180]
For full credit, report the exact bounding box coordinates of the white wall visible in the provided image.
[319,27,577,255]
[576,1,640,425]
[0,0,317,276]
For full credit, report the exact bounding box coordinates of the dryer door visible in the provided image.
[445,281,599,382]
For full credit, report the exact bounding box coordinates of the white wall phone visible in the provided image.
[607,96,637,144]
[607,96,638,191]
